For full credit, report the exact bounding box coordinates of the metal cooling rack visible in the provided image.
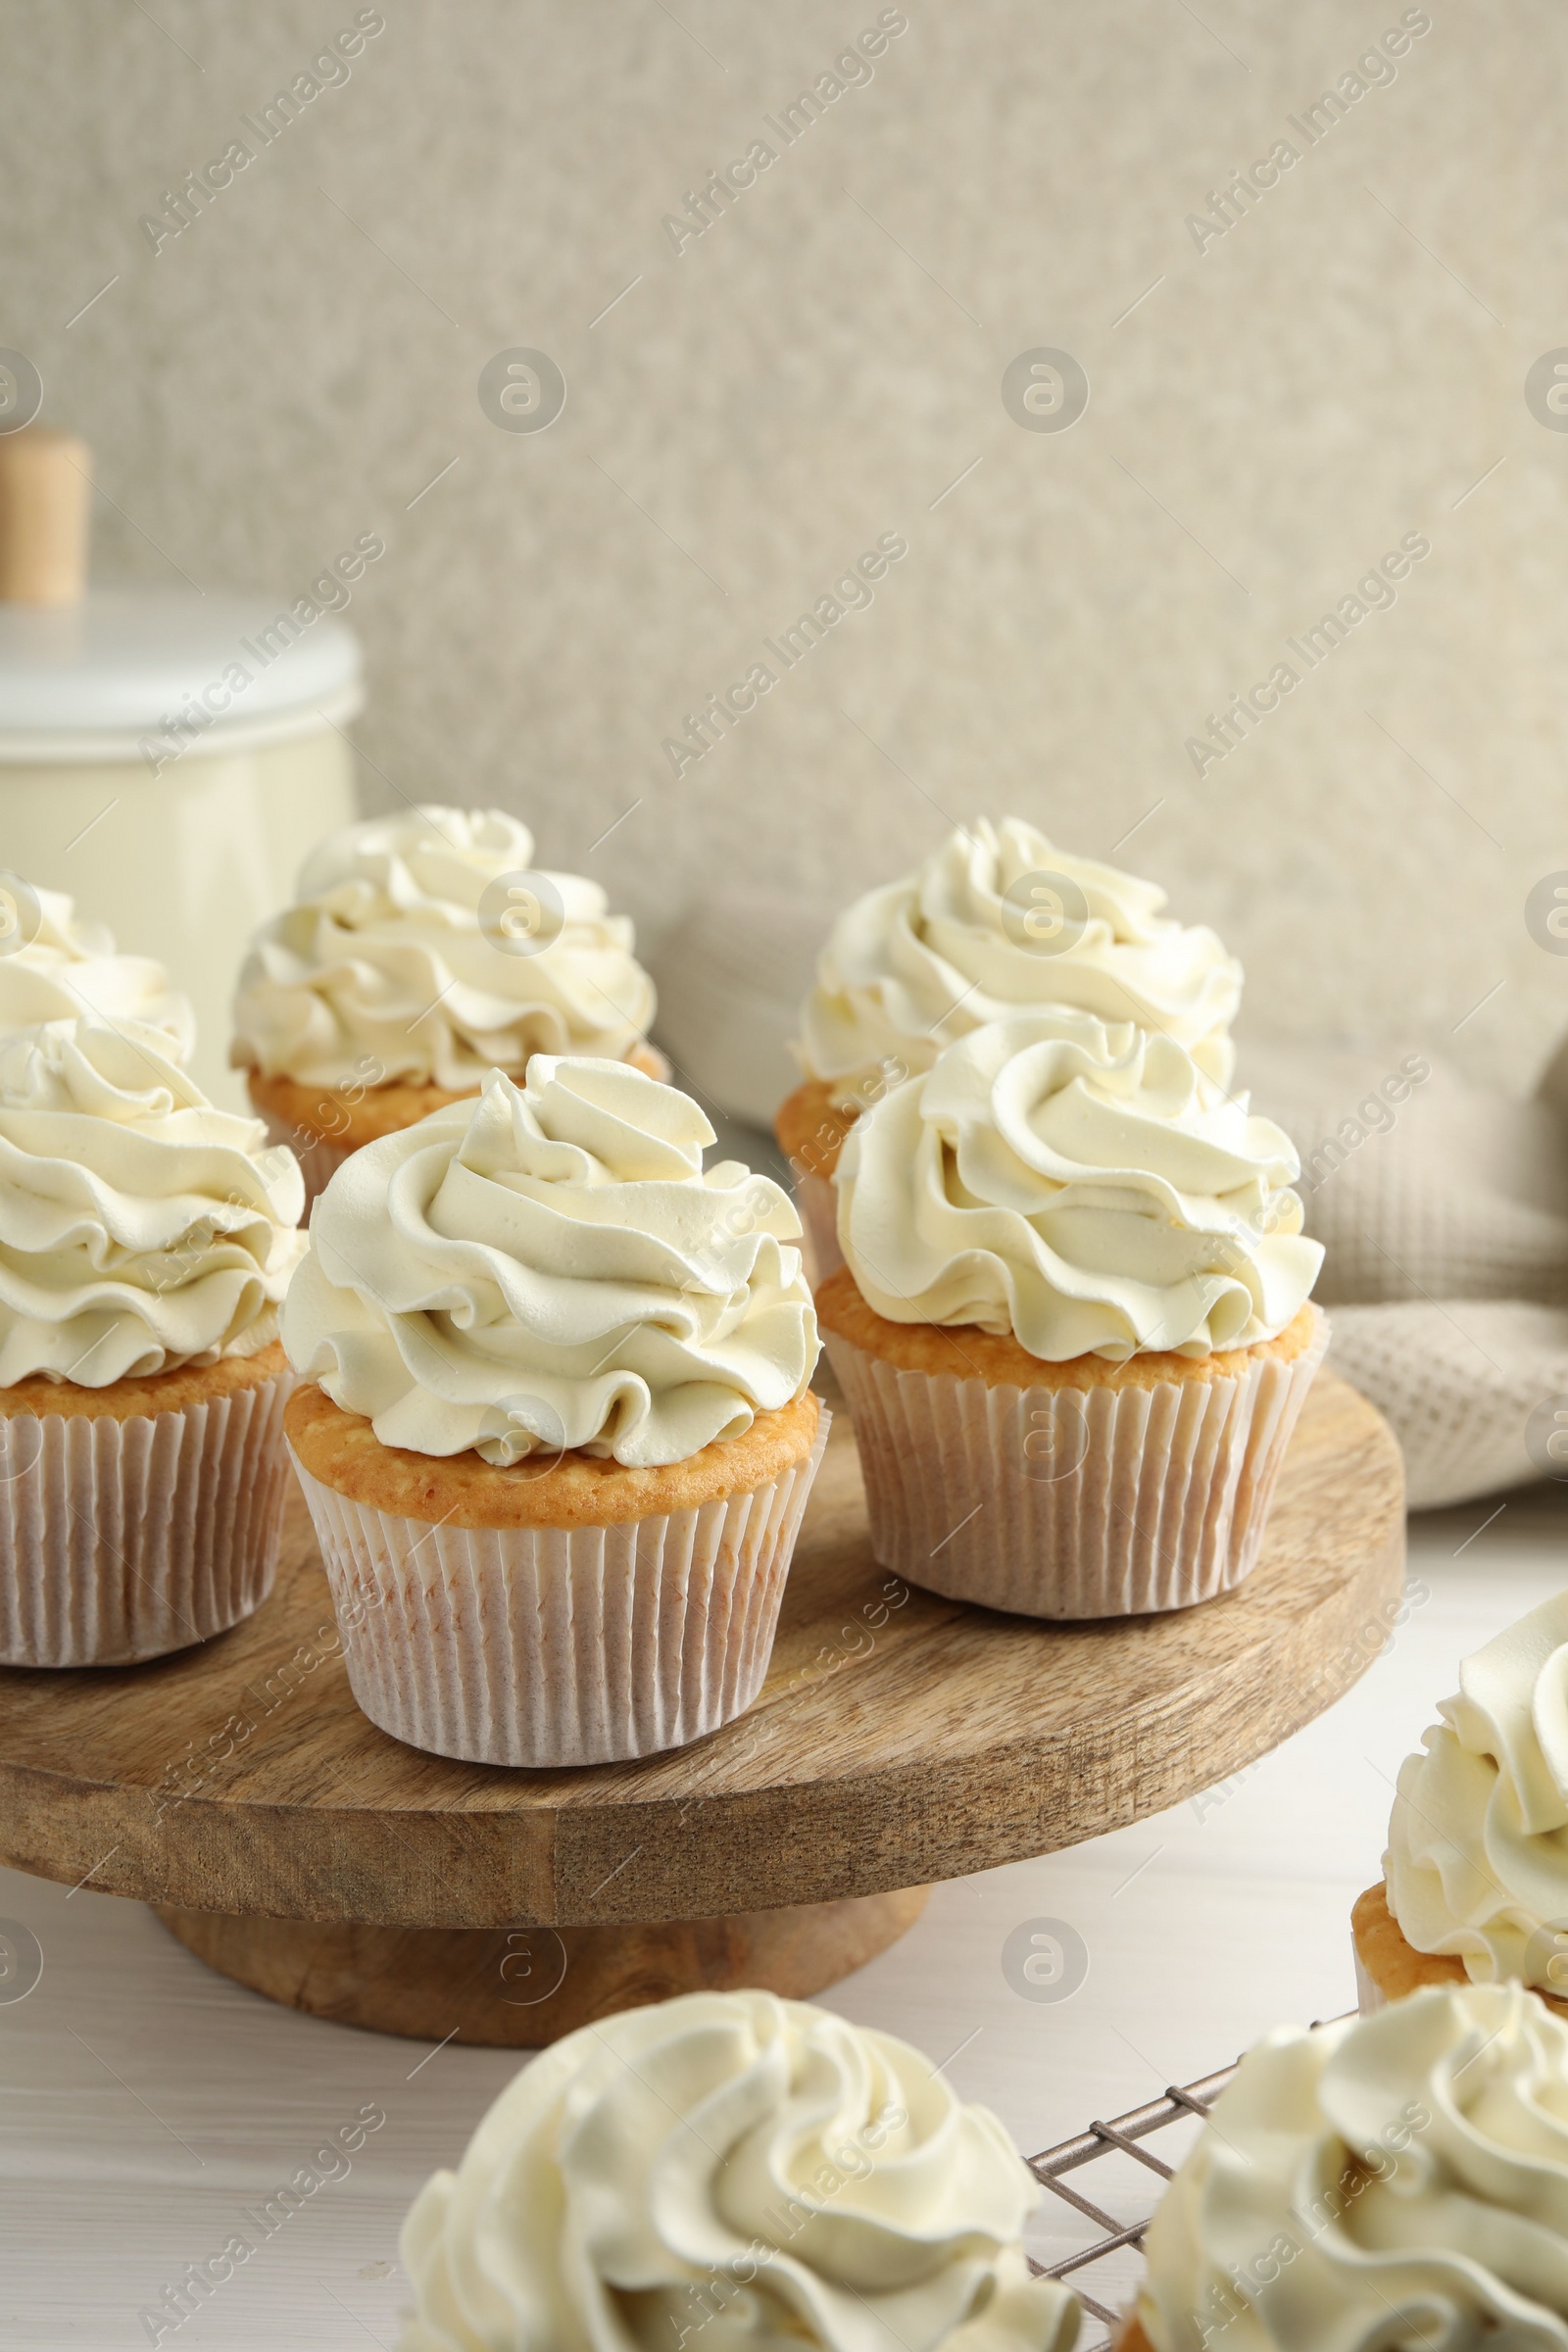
[1022,2014,1353,2347]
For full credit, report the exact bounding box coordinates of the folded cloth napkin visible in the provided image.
[1242,1038,1568,1510]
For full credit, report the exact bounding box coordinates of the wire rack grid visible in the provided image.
[1022,2014,1352,2347]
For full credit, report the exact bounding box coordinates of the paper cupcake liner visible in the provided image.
[289,1408,831,1767]
[0,1368,295,1668]
[796,1170,843,1286]
[822,1308,1327,1618]
[254,1103,358,1219]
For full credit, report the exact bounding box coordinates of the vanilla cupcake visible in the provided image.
[0,1020,305,1667]
[776,818,1242,1278]
[231,806,664,1209]
[818,1010,1325,1618]
[1124,1984,1568,2349]
[281,1055,825,1766]
[401,1988,1081,2352]
[0,882,194,1059]
[1356,1587,1568,2019]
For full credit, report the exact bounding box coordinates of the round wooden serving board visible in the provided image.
[0,1370,1403,2043]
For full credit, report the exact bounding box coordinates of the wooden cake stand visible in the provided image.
[0,1371,1402,2045]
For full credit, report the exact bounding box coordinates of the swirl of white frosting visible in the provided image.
[399,1988,1080,2352]
[281,1055,817,1467]
[0,1019,305,1386]
[1386,1588,1568,1991]
[0,886,194,1060]
[836,1010,1321,1359]
[230,807,657,1089]
[796,819,1241,1102]
[1137,1984,1568,2349]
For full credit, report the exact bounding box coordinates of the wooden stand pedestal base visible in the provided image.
[0,1380,1404,2049]
[153,1886,933,2046]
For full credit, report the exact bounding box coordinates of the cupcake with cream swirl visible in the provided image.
[0,1017,305,1667]
[400,1987,1081,2352]
[283,1054,826,1766]
[817,1009,1325,1617]
[231,806,663,1209]
[1124,1984,1568,2350]
[775,818,1242,1277]
[1355,1586,1568,2017]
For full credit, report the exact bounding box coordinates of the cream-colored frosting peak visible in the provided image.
[1387,1587,1568,1993]
[282,1056,817,1467]
[0,1019,304,1386]
[1138,1984,1568,2349]
[0,886,194,1060]
[231,806,657,1088]
[796,818,1241,1102]
[836,1010,1321,1359]
[399,1988,1080,2352]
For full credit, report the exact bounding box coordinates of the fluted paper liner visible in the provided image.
[795,1170,843,1287]
[0,1368,295,1668]
[290,1407,831,1767]
[823,1308,1327,1619]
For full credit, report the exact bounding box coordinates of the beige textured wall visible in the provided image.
[7,0,1566,1090]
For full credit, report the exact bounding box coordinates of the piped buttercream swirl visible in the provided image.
[1387,1586,1568,1994]
[796,818,1241,1102]
[399,1988,1080,2352]
[1137,1984,1568,2349]
[281,1055,817,1467]
[835,1010,1320,1359]
[231,807,656,1089]
[0,1019,304,1386]
[0,885,194,1060]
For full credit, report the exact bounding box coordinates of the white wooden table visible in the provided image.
[1,1480,1558,2349]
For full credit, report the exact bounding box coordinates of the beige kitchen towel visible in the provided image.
[1244,1038,1568,1509]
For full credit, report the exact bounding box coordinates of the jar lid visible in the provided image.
[0,588,363,764]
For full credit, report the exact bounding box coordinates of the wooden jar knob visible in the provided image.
[0,428,91,605]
